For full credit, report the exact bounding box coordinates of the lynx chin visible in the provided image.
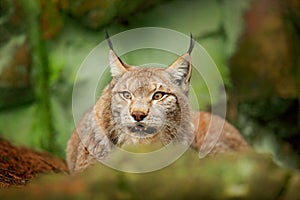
[66,33,250,173]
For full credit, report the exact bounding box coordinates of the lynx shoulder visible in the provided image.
[66,35,250,173]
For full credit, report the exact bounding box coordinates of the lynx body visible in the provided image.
[66,35,249,173]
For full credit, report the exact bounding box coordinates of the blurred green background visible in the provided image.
[0,0,299,170]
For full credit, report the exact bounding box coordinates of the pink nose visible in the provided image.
[131,111,146,122]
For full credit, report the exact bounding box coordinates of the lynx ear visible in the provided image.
[106,32,128,79]
[166,34,194,93]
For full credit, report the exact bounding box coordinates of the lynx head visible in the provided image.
[101,34,195,147]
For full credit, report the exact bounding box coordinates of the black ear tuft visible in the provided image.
[187,33,195,55]
[166,34,194,95]
[105,31,114,51]
[105,31,132,79]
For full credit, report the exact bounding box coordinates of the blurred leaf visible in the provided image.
[131,0,221,36]
[40,0,64,39]
[198,36,231,86]
[222,0,252,57]
[0,35,26,74]
[0,105,36,147]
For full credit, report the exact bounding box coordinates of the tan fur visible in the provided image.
[191,111,249,155]
[66,36,250,173]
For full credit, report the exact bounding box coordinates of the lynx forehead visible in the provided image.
[113,68,171,92]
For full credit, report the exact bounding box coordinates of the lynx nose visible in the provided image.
[131,111,146,122]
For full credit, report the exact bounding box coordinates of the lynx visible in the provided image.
[66,34,250,173]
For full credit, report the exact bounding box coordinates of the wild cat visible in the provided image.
[66,34,250,173]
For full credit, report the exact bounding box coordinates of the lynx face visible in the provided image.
[102,34,195,147]
[111,68,184,146]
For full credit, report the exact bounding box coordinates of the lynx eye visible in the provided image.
[152,92,165,100]
[120,91,132,100]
